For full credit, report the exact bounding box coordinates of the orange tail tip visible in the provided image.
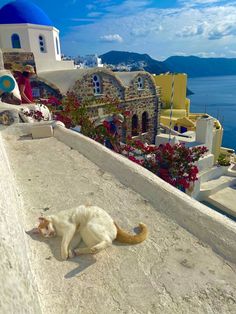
[114,222,148,244]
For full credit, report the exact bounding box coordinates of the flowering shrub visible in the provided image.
[23,109,44,121]
[43,93,208,192]
[121,140,208,191]
[217,153,231,166]
[45,92,120,132]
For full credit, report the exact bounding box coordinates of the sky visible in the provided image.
[1,0,236,60]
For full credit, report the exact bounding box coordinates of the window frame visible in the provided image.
[38,34,47,53]
[137,76,144,90]
[92,74,102,95]
[11,33,21,49]
[55,37,60,55]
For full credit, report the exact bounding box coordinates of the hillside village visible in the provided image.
[0,1,236,313]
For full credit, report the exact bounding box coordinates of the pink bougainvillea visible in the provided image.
[43,93,207,192]
[120,140,208,191]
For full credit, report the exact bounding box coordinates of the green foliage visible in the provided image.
[217,153,231,166]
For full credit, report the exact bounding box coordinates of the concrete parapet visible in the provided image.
[196,154,214,172]
[31,124,53,139]
[0,133,41,313]
[54,126,236,263]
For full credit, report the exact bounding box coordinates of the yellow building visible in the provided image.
[153,73,223,161]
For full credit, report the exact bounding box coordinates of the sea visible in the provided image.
[188,75,236,151]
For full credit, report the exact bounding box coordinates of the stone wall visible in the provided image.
[125,73,157,99]
[71,70,159,144]
[31,79,61,100]
[3,51,36,72]
[122,97,158,143]
[72,71,124,101]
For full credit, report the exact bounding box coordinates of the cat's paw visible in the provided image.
[91,247,98,254]
[61,251,69,260]
[68,249,75,259]
[73,248,80,255]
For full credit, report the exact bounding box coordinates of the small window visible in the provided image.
[132,114,139,136]
[11,34,21,49]
[180,126,187,133]
[118,88,124,99]
[56,37,60,55]
[39,35,47,53]
[142,111,149,133]
[92,74,102,95]
[137,77,144,90]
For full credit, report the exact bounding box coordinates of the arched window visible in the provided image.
[11,34,21,49]
[39,35,47,53]
[56,37,60,55]
[137,76,144,90]
[92,74,102,95]
[142,111,149,133]
[132,114,139,136]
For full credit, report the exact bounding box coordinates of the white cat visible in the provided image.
[37,205,148,260]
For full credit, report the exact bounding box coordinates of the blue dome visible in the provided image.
[0,1,53,26]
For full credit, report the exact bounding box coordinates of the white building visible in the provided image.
[75,54,104,69]
[0,0,75,72]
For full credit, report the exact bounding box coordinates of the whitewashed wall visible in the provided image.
[0,133,41,313]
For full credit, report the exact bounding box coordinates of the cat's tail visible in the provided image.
[114,222,148,244]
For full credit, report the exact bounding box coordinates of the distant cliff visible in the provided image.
[100,51,236,78]
[100,51,170,74]
[164,56,236,77]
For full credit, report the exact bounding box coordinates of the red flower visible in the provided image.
[124,110,131,117]
[47,96,61,106]
[128,155,144,166]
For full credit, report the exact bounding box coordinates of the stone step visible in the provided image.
[199,165,227,184]
[200,176,236,198]
[207,186,236,219]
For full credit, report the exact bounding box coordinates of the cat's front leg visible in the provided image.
[61,225,76,260]
[68,249,76,259]
[68,234,82,259]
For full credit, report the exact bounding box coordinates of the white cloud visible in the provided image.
[100,34,123,43]
[104,0,151,15]
[87,11,103,18]
[62,0,236,59]
[71,18,95,22]
[208,23,236,40]
[176,24,205,37]
[195,51,226,57]
[178,0,222,7]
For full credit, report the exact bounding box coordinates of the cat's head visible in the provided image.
[37,217,56,237]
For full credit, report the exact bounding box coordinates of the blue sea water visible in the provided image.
[188,75,236,151]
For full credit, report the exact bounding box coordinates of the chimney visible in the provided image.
[196,115,214,152]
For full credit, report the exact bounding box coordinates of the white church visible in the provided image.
[0,0,75,72]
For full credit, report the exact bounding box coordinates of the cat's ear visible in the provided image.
[38,216,52,223]
[38,217,46,222]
